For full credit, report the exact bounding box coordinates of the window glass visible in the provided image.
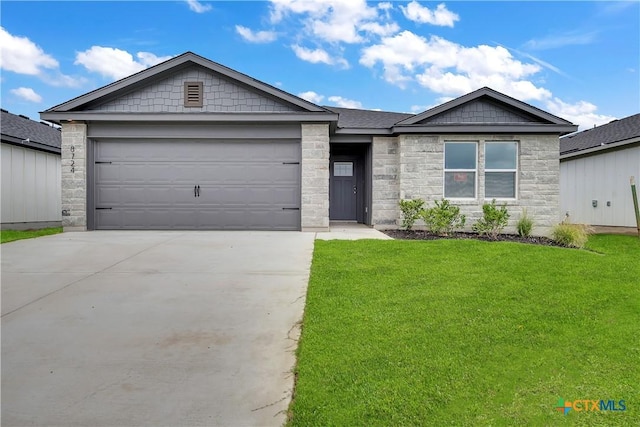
[485,172,516,198]
[445,172,476,198]
[485,142,517,169]
[485,142,517,198]
[445,143,476,169]
[334,162,353,177]
[444,142,477,198]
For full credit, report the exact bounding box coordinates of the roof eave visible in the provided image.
[560,136,640,160]
[39,111,338,124]
[392,123,578,135]
[1,134,61,154]
[335,127,394,135]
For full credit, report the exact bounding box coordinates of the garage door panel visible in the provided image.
[97,186,199,206]
[96,140,300,162]
[94,140,300,230]
[204,209,299,230]
[199,186,298,206]
[201,164,299,185]
[97,164,200,184]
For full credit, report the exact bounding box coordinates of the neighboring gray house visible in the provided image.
[1,109,62,230]
[41,52,577,235]
[560,114,640,227]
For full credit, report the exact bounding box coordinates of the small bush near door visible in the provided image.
[398,199,425,230]
[421,199,466,236]
[472,199,510,240]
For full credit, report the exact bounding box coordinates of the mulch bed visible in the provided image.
[383,230,567,248]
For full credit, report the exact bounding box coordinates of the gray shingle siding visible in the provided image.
[92,66,300,113]
[422,99,538,124]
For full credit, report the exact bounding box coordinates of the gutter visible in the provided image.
[560,136,640,160]
[39,111,339,124]
[1,134,61,155]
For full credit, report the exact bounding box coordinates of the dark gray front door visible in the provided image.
[93,139,300,230]
[330,159,358,220]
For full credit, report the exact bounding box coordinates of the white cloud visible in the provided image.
[328,96,363,109]
[0,26,58,75]
[401,2,459,27]
[185,0,212,13]
[298,90,325,104]
[0,27,85,88]
[10,87,42,103]
[524,30,597,51]
[544,98,617,130]
[75,47,172,80]
[359,21,400,37]
[360,31,549,101]
[235,25,278,43]
[48,73,86,88]
[291,44,349,68]
[502,45,570,78]
[269,0,397,43]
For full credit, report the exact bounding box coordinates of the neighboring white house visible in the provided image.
[1,109,62,230]
[560,113,640,227]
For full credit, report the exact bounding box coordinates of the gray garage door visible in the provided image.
[93,140,300,230]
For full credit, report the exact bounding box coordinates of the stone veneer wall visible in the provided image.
[60,123,87,231]
[373,134,560,236]
[301,123,330,231]
[371,137,400,226]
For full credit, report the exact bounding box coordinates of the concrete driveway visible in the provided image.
[1,231,315,427]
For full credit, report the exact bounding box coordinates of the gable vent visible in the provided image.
[184,82,203,107]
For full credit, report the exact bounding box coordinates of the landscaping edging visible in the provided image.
[383,230,566,247]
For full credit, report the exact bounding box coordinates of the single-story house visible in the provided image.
[1,109,62,230]
[41,52,577,235]
[560,113,640,227]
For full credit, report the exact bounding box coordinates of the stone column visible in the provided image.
[61,122,87,231]
[301,123,330,231]
[371,137,400,228]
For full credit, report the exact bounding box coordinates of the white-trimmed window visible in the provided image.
[444,142,477,198]
[485,141,517,199]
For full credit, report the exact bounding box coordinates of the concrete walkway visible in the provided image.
[2,231,314,427]
[315,222,393,240]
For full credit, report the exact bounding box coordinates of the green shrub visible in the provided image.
[517,208,534,237]
[421,198,466,236]
[398,199,425,230]
[472,199,510,239]
[552,222,593,248]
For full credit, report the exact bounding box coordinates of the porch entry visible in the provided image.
[330,150,366,222]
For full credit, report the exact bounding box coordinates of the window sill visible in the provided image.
[446,198,481,205]
[484,198,519,205]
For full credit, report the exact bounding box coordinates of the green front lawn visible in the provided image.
[289,235,639,426]
[0,227,63,244]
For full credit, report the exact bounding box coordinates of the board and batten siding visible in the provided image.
[1,143,62,229]
[560,145,640,227]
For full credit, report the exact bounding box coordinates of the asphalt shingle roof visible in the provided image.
[560,113,640,155]
[323,106,413,129]
[1,110,61,149]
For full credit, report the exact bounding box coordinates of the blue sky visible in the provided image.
[1,1,638,129]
